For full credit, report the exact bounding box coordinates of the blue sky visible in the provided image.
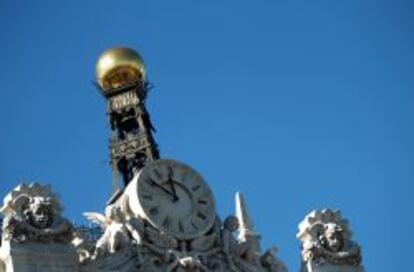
[0,0,412,271]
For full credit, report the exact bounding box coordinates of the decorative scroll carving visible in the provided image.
[297,209,362,267]
[0,183,73,244]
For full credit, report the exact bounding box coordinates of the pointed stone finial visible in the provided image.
[235,192,261,254]
[235,192,255,241]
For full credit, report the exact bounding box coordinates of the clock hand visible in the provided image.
[147,178,175,198]
[167,167,179,202]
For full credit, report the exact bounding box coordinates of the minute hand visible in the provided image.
[147,178,175,198]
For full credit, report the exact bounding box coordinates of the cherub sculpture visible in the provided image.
[0,183,73,244]
[84,204,143,259]
[297,209,362,266]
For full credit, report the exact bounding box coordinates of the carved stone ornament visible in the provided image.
[297,209,362,267]
[77,192,287,272]
[0,183,73,244]
[83,203,144,260]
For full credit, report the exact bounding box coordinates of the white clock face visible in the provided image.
[136,160,216,240]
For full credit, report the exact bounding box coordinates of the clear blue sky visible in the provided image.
[0,1,412,271]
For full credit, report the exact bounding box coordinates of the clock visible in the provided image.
[125,159,216,240]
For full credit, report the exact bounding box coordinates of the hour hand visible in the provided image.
[167,167,179,202]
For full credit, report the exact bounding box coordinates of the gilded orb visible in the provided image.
[96,47,146,91]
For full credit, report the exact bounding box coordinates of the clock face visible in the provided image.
[136,159,216,240]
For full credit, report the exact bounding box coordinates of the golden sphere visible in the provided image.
[96,47,146,91]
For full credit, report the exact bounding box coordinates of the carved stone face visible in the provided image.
[28,202,53,229]
[323,223,345,252]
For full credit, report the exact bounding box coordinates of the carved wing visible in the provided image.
[83,212,107,228]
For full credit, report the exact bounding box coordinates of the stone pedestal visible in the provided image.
[0,242,79,272]
[303,262,365,272]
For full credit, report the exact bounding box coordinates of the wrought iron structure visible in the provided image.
[95,48,160,194]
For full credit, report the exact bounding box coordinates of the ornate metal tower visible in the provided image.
[95,47,159,195]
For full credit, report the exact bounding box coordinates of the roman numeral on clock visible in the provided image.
[149,206,159,216]
[198,198,208,205]
[178,220,184,233]
[197,211,207,221]
[162,216,171,227]
[142,194,153,201]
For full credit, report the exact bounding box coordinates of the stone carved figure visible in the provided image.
[0,183,73,244]
[143,221,220,271]
[260,247,288,272]
[218,209,286,272]
[221,215,240,270]
[72,225,104,263]
[84,204,143,259]
[297,209,362,267]
[166,249,209,272]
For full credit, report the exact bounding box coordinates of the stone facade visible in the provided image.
[0,183,78,272]
[0,182,365,272]
[0,182,288,272]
